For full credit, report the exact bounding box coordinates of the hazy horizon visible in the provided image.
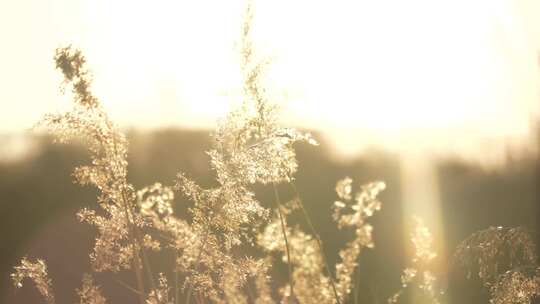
[1,0,540,162]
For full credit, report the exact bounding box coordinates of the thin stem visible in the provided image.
[290,182,342,304]
[137,230,157,289]
[104,128,157,302]
[185,230,210,304]
[272,183,295,299]
[371,283,380,304]
[353,266,361,304]
[106,130,147,304]
[185,287,193,304]
[118,191,146,304]
[110,126,157,292]
[132,257,146,304]
[246,280,256,303]
[113,277,145,296]
[175,252,180,304]
[120,183,157,292]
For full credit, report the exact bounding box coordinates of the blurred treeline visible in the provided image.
[0,129,538,303]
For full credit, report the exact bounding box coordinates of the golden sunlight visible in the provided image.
[2,0,538,244]
[1,0,538,156]
[2,1,540,303]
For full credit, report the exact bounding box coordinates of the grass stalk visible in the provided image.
[113,277,145,296]
[290,182,341,304]
[175,252,180,304]
[272,183,295,300]
[185,230,210,304]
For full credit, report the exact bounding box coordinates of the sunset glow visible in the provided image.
[1,0,539,160]
[2,2,540,303]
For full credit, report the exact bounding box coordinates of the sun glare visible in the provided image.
[257,0,540,160]
[1,0,539,159]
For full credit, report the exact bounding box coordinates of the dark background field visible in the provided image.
[1,129,538,303]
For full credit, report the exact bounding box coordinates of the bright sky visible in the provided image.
[1,0,539,161]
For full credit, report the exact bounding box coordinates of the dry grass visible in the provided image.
[10,3,539,304]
